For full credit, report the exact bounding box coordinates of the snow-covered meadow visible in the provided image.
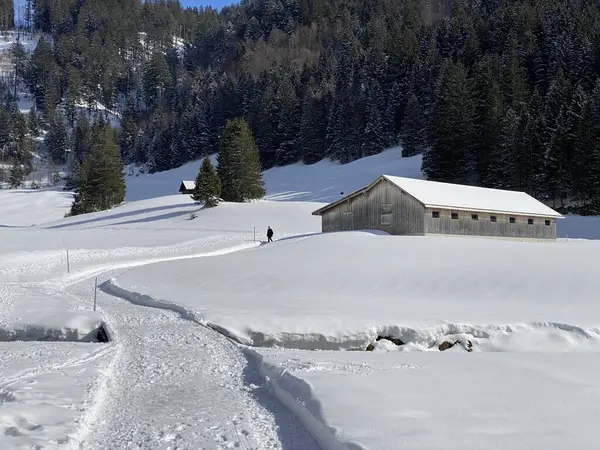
[108,231,600,350]
[2,146,600,449]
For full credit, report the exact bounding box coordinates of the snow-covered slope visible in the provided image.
[0,188,73,226]
[125,147,423,203]
[3,145,600,450]
[109,230,600,350]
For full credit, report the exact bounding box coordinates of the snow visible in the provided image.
[125,147,423,203]
[0,284,103,342]
[0,201,322,448]
[3,143,600,449]
[110,231,600,351]
[0,342,113,450]
[73,99,121,128]
[250,349,600,450]
[0,31,44,54]
[0,188,73,227]
[383,174,563,218]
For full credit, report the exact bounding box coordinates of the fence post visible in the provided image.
[94,277,97,311]
[66,249,70,273]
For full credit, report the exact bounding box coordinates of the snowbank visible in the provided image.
[0,285,104,342]
[248,348,600,450]
[112,231,600,350]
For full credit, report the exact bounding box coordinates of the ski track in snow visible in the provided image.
[3,237,321,450]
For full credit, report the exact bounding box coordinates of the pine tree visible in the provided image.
[424,61,477,184]
[143,53,172,109]
[400,93,427,157]
[72,114,92,164]
[477,76,505,187]
[191,154,221,207]
[217,118,265,202]
[299,91,327,165]
[46,114,69,164]
[119,98,138,163]
[27,107,39,137]
[9,162,24,188]
[69,124,125,215]
[570,83,600,214]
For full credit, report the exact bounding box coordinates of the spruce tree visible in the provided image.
[217,118,265,202]
[191,154,221,207]
[400,93,427,157]
[424,61,477,184]
[9,162,24,188]
[70,124,125,215]
[46,114,69,164]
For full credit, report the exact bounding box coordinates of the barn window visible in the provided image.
[528,218,534,225]
[545,220,551,226]
[509,217,516,224]
[471,214,479,221]
[381,203,393,226]
[490,216,497,223]
[432,211,440,218]
[451,212,459,220]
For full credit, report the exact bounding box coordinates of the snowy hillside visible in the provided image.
[2,145,600,449]
[125,147,423,203]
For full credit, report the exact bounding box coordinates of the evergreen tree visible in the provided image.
[69,124,125,215]
[477,75,505,187]
[27,107,39,137]
[299,91,327,165]
[191,154,221,207]
[72,114,92,164]
[119,97,138,163]
[570,83,600,214]
[217,118,265,202]
[400,93,427,157]
[9,162,24,188]
[424,61,477,184]
[143,53,172,109]
[46,114,69,164]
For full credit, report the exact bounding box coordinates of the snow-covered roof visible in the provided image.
[313,176,563,218]
[180,180,195,190]
[383,175,563,218]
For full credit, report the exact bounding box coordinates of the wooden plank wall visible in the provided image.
[320,179,425,235]
[424,208,557,239]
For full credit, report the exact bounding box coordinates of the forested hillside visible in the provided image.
[0,0,13,30]
[3,0,600,214]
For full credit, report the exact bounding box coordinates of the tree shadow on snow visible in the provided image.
[105,210,194,226]
[241,353,321,450]
[47,203,192,229]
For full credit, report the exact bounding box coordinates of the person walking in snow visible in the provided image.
[267,226,274,243]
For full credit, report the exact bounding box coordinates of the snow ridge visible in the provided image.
[245,347,367,450]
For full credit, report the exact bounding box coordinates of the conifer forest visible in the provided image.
[1,0,600,214]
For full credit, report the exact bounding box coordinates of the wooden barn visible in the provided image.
[179,180,195,194]
[312,175,564,240]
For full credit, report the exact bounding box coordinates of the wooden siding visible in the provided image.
[424,208,557,239]
[320,179,425,235]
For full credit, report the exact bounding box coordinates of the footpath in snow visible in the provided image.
[65,277,319,450]
[0,200,323,449]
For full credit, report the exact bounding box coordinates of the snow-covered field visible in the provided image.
[0,342,113,450]
[251,349,600,450]
[2,146,600,449]
[109,231,600,350]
